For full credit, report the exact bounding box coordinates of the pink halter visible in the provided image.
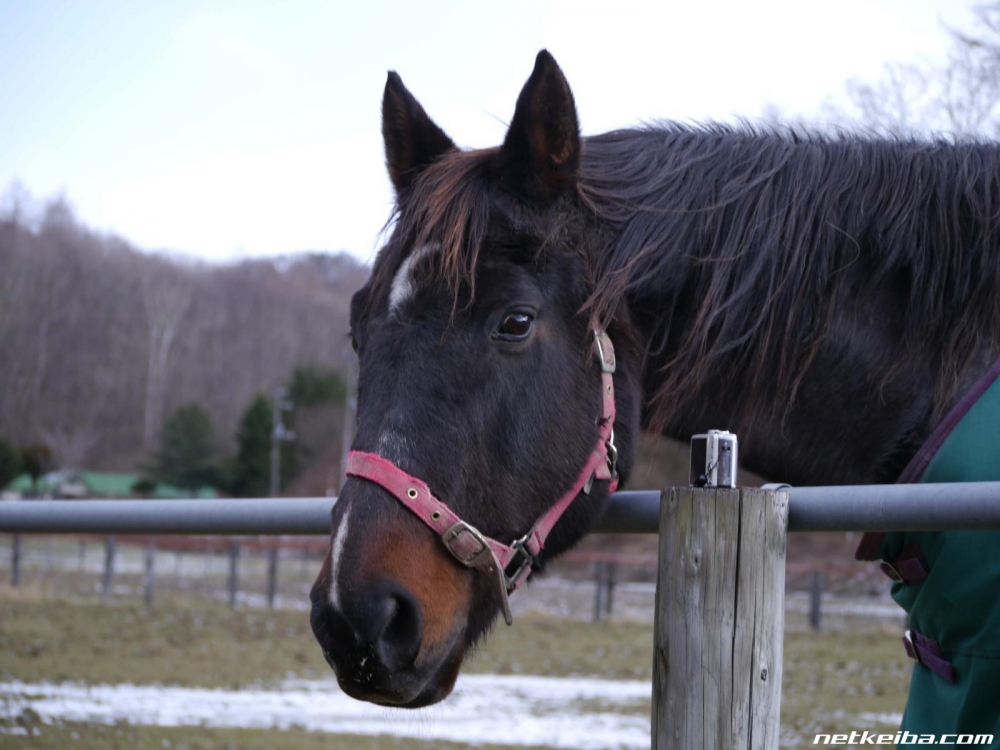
[345,328,619,625]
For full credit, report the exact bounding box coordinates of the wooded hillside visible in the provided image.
[0,196,367,474]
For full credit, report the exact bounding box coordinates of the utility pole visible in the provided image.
[267,386,295,608]
[269,386,295,498]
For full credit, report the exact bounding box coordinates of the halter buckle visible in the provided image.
[503,535,536,594]
[593,330,616,373]
[441,521,492,568]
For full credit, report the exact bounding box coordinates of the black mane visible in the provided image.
[581,125,1000,429]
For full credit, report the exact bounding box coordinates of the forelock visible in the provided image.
[364,149,494,314]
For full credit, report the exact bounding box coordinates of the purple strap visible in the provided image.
[878,542,930,584]
[903,629,956,683]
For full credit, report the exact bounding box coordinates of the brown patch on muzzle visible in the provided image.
[358,511,475,657]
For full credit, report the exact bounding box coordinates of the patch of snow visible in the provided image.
[858,711,904,725]
[0,675,651,750]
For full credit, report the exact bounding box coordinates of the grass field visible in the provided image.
[0,581,911,748]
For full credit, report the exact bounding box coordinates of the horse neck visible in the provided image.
[628,275,989,487]
[580,127,1000,486]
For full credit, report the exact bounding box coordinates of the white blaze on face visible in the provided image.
[327,506,351,612]
[388,243,439,312]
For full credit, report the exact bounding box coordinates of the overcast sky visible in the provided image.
[0,0,978,264]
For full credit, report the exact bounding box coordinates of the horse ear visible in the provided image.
[382,72,457,193]
[496,50,580,200]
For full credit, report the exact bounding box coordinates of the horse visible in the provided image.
[309,50,1000,734]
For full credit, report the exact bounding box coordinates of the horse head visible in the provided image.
[309,51,641,707]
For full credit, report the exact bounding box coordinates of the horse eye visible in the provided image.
[351,336,359,353]
[494,312,534,341]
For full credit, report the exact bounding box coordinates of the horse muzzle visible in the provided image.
[308,487,476,707]
[308,576,465,707]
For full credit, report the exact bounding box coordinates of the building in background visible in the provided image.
[4,470,217,501]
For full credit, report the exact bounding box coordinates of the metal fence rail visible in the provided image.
[2,481,1000,534]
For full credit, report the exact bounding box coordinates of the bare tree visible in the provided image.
[32,204,81,411]
[141,265,193,451]
[0,180,34,229]
[0,191,362,473]
[842,2,1000,138]
[0,196,79,431]
[41,426,98,469]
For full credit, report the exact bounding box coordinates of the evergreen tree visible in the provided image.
[0,438,21,490]
[229,392,300,496]
[19,443,53,497]
[231,394,272,498]
[130,477,157,498]
[150,404,218,493]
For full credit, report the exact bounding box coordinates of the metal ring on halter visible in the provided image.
[606,428,619,480]
[593,330,616,373]
[502,535,536,593]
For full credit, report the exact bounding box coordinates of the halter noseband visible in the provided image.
[344,328,619,625]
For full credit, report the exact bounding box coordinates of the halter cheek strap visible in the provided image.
[345,328,619,626]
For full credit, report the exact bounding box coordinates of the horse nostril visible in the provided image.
[310,599,353,665]
[314,580,425,677]
[372,588,423,671]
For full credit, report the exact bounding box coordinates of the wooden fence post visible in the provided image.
[266,546,279,609]
[102,536,116,605]
[228,542,240,608]
[593,561,607,622]
[605,562,617,619]
[809,570,824,632]
[652,486,788,750]
[144,540,156,608]
[11,534,22,586]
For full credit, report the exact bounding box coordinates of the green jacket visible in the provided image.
[857,367,1000,746]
